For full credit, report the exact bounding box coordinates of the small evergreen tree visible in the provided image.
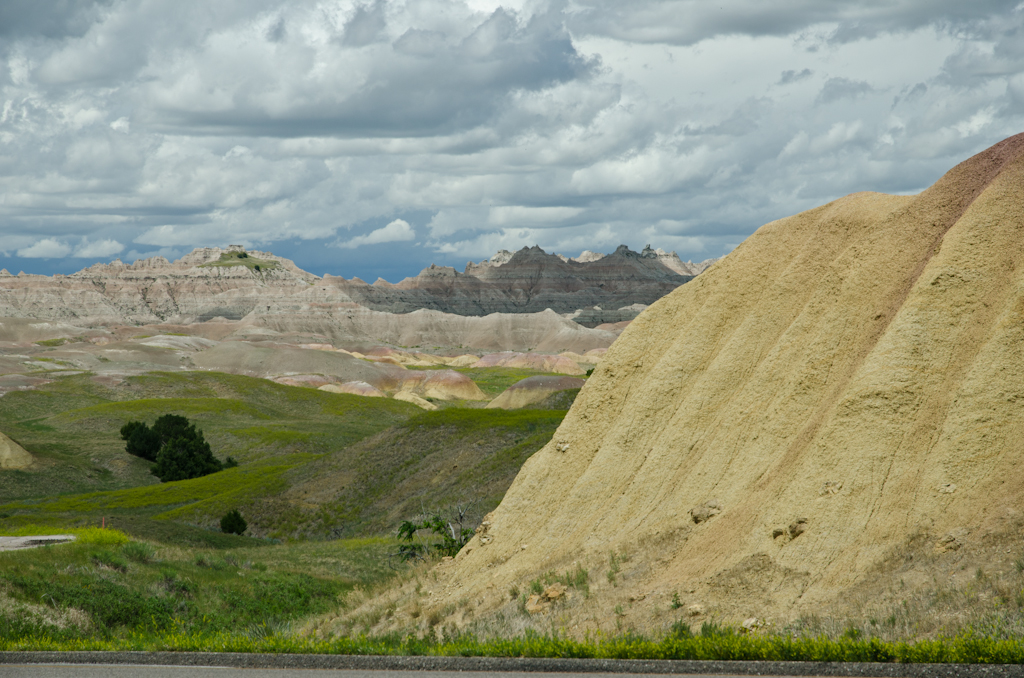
[151,414,193,443]
[123,414,226,482]
[120,420,161,461]
[220,509,247,535]
[151,433,223,482]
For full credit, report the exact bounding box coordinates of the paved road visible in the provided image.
[2,655,1020,678]
[0,670,762,678]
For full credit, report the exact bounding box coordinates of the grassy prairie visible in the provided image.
[275,408,566,539]
[0,371,419,502]
[0,363,578,647]
[0,366,571,540]
[0,533,398,640]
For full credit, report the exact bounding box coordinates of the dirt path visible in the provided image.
[0,536,75,551]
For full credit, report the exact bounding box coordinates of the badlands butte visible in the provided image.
[338,132,1024,635]
[0,243,706,403]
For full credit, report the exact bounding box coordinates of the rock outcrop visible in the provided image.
[318,381,386,398]
[432,132,1024,626]
[330,245,692,316]
[639,245,720,276]
[0,247,318,326]
[0,431,32,469]
[0,243,685,351]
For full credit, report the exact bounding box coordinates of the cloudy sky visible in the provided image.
[1,0,1023,281]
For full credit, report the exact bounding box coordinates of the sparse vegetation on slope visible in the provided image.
[200,250,279,272]
[248,408,567,539]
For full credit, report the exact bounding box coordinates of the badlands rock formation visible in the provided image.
[0,246,317,325]
[192,342,382,383]
[433,132,1024,625]
[319,382,386,398]
[0,431,32,470]
[307,244,691,319]
[0,245,646,352]
[572,246,720,276]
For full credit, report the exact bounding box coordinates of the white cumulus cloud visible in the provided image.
[1,1,1024,276]
[17,238,73,259]
[336,219,415,249]
[73,239,125,258]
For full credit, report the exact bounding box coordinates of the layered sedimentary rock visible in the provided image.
[471,352,585,375]
[328,245,692,316]
[431,133,1024,625]
[0,243,690,348]
[239,305,616,354]
[0,246,317,325]
[0,431,32,470]
[564,246,719,276]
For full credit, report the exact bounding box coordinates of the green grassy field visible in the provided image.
[6,365,1024,660]
[0,370,419,502]
[3,533,1024,667]
[0,364,578,649]
[0,529,400,642]
[279,407,566,539]
[0,367,572,540]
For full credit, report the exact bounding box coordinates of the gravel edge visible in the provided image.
[2,652,1024,676]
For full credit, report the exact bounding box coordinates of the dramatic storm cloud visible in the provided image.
[1,0,1023,279]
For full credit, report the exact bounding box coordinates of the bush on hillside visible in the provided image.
[120,420,161,462]
[121,414,225,482]
[220,509,247,535]
[397,504,475,560]
[152,435,223,482]
[121,414,194,461]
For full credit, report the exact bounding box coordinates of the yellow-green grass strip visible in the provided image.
[5,630,1024,663]
[51,397,270,426]
[0,526,129,545]
[0,461,307,515]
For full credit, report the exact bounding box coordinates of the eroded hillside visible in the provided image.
[359,133,1024,634]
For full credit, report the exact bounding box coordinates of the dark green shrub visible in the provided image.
[670,619,693,638]
[700,620,734,638]
[151,414,193,444]
[397,506,473,560]
[122,415,225,481]
[120,420,161,461]
[224,456,239,468]
[221,509,247,535]
[152,434,222,482]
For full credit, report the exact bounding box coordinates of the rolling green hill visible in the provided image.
[0,368,572,541]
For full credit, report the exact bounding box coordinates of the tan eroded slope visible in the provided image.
[440,133,1024,621]
[0,431,33,470]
